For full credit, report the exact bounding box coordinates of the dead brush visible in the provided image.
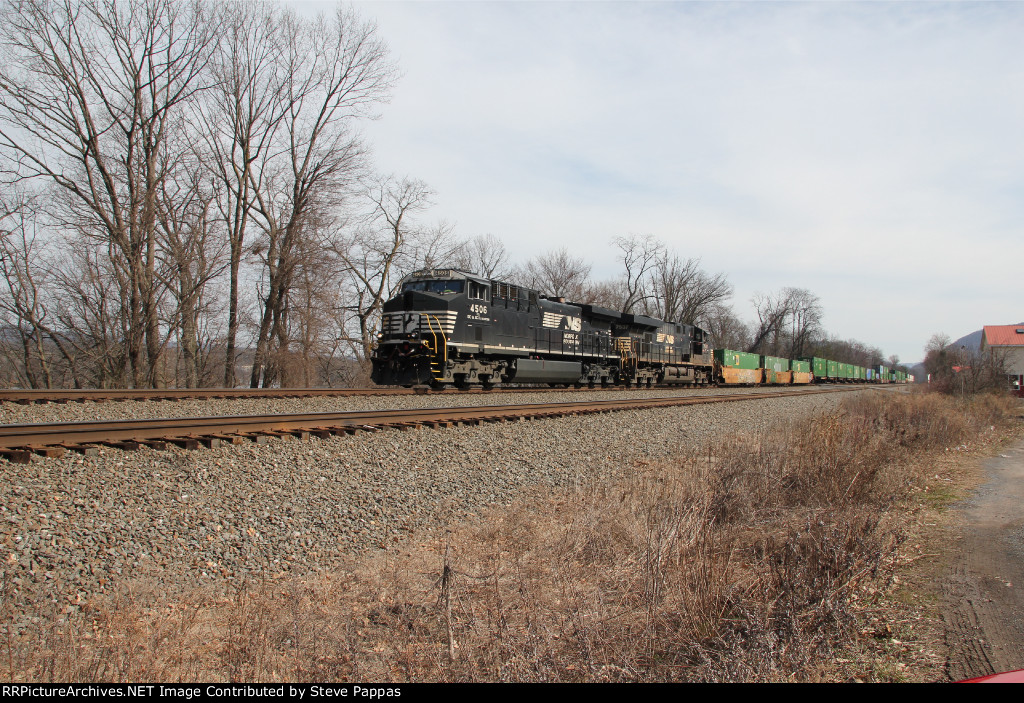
[687,511,903,682]
[368,457,731,682]
[843,391,1018,450]
[709,412,892,524]
[710,391,1020,527]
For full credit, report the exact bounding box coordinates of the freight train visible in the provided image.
[370,268,908,389]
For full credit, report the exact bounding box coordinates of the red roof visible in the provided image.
[982,325,1024,346]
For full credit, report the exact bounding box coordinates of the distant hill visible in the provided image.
[908,323,1024,382]
[952,329,985,350]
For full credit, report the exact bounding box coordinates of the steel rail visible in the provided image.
[0,386,861,452]
[0,385,688,404]
[0,387,418,403]
[0,382,874,404]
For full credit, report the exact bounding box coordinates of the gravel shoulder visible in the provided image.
[0,391,852,628]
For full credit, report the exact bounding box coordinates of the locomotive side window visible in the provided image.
[468,281,489,301]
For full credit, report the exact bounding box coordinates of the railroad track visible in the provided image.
[0,382,876,404]
[0,386,425,404]
[0,385,705,404]
[0,386,863,462]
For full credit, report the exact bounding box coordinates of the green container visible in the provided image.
[827,360,838,378]
[760,356,790,372]
[791,359,810,373]
[714,349,760,370]
[799,356,827,377]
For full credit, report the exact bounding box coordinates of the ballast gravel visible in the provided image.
[0,390,866,623]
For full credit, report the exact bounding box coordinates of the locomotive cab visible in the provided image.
[371,268,490,386]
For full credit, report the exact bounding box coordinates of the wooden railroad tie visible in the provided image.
[209,433,246,445]
[104,440,140,451]
[22,445,66,459]
[60,443,100,456]
[0,448,32,464]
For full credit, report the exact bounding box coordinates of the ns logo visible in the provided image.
[542,312,581,331]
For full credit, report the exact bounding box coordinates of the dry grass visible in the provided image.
[3,390,1020,682]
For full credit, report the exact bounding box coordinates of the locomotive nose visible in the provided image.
[394,290,451,312]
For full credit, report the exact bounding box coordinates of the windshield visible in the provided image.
[401,280,465,295]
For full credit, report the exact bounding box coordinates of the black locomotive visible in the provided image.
[370,268,713,389]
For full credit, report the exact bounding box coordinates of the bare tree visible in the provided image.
[452,234,512,278]
[584,278,629,311]
[515,248,592,301]
[785,288,822,359]
[0,0,218,387]
[0,0,410,390]
[584,236,731,324]
[50,243,129,388]
[247,7,396,387]
[703,303,750,351]
[647,253,732,326]
[0,192,58,387]
[154,164,226,387]
[925,332,951,355]
[746,289,795,355]
[198,0,291,386]
[613,234,664,313]
[285,217,345,386]
[334,175,435,361]
[923,333,1005,395]
[405,221,461,273]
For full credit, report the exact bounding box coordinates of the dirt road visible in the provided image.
[942,435,1024,680]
